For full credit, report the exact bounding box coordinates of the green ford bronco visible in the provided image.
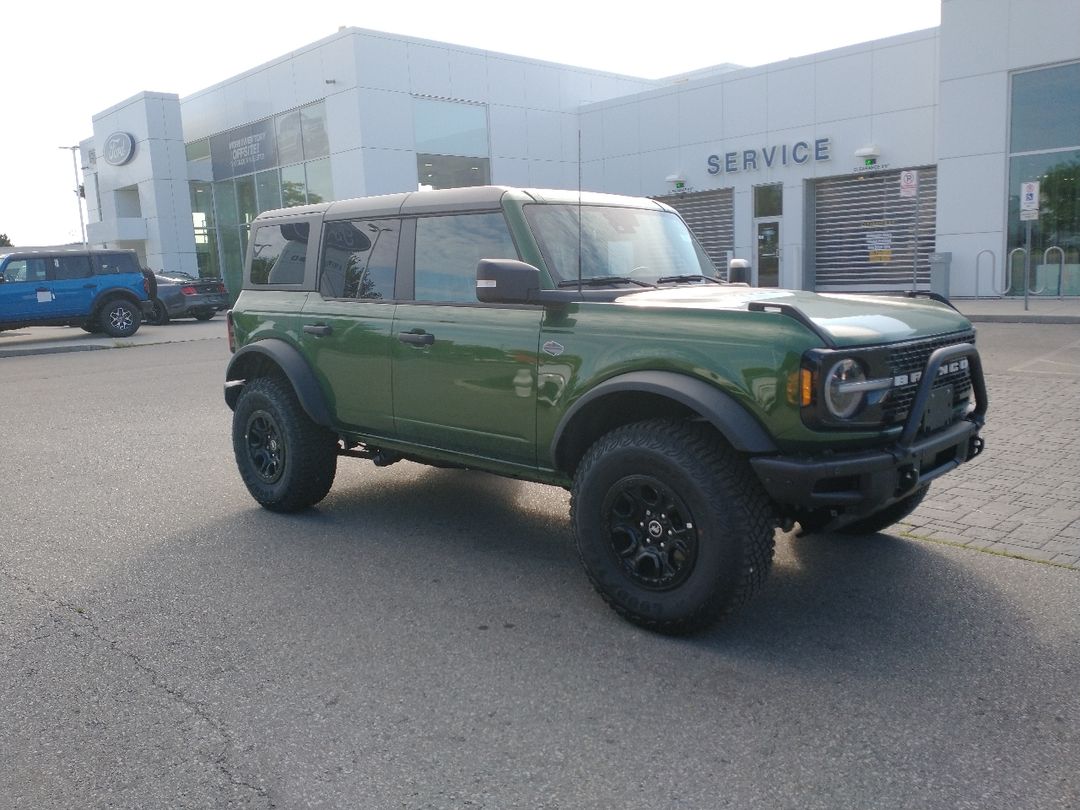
[224,186,987,634]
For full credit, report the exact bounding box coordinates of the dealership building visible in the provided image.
[80,0,1080,300]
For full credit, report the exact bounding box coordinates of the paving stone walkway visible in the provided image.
[900,372,1080,568]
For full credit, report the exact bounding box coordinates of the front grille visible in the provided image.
[882,331,975,425]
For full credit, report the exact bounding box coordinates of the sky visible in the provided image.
[1,0,941,247]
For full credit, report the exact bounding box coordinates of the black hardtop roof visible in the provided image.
[0,245,138,257]
[251,186,671,225]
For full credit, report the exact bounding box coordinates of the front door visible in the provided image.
[391,211,541,468]
[755,219,781,287]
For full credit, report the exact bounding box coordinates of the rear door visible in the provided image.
[300,217,400,436]
[390,211,542,467]
[48,254,96,316]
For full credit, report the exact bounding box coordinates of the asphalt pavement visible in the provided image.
[0,305,1078,808]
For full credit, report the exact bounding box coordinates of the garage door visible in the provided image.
[653,188,735,276]
[812,167,937,291]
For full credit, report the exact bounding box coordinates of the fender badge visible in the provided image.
[543,340,565,357]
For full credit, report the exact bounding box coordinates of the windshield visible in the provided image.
[523,204,716,285]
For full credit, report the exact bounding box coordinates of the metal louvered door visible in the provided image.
[812,167,937,291]
[653,189,735,277]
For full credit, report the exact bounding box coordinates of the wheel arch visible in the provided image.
[224,339,333,428]
[91,288,143,315]
[551,371,777,476]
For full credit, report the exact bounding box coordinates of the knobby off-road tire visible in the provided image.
[232,376,339,512]
[571,419,776,635]
[837,485,930,536]
[100,298,141,338]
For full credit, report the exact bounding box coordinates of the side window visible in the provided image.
[55,256,93,280]
[2,259,28,282]
[250,222,310,286]
[319,219,398,300]
[96,253,136,275]
[414,212,518,303]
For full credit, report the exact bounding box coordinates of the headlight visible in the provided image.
[824,359,867,418]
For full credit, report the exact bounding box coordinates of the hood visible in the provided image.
[612,286,973,346]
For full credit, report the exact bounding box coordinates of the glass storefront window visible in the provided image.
[1007,150,1080,294]
[305,158,333,204]
[213,180,238,226]
[413,98,489,157]
[219,227,244,298]
[301,102,330,159]
[185,139,210,162]
[276,111,304,166]
[1011,62,1080,154]
[754,184,783,218]
[281,164,307,207]
[189,181,215,228]
[236,175,258,225]
[256,169,282,213]
[195,229,220,279]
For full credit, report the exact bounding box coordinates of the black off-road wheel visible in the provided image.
[571,419,776,635]
[232,376,338,512]
[100,298,141,338]
[837,485,930,536]
[148,299,170,325]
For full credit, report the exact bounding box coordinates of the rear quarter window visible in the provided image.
[249,222,311,287]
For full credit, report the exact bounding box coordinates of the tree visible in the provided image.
[0,233,11,247]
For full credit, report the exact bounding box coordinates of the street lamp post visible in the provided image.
[59,145,87,249]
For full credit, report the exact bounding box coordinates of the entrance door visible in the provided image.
[755,219,781,287]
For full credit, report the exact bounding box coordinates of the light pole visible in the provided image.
[59,145,87,249]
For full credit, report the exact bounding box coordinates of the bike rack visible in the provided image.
[976,249,1006,296]
[1043,246,1065,298]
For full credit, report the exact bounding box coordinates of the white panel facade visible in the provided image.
[76,5,1080,297]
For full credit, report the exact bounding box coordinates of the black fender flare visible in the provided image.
[224,339,333,428]
[91,288,143,315]
[551,370,778,468]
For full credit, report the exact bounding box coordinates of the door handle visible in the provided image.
[397,331,435,346]
[303,323,333,337]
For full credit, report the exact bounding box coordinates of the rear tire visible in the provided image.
[193,308,216,321]
[148,299,169,326]
[571,419,775,634]
[232,376,338,512]
[100,298,141,338]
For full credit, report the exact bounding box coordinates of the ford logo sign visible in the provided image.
[103,131,136,166]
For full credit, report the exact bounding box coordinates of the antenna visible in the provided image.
[577,128,583,293]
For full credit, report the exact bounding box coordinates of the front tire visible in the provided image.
[100,298,141,338]
[571,420,775,634]
[232,376,338,512]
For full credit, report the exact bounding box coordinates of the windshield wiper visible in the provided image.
[557,276,656,288]
[654,274,722,285]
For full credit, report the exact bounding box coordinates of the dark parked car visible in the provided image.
[146,271,229,324]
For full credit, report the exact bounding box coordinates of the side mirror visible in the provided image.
[728,258,751,285]
[476,259,541,304]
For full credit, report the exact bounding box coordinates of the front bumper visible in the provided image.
[750,342,987,515]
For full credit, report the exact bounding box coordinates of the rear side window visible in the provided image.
[95,253,137,275]
[55,255,93,280]
[319,219,399,300]
[250,222,310,285]
[414,212,518,302]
